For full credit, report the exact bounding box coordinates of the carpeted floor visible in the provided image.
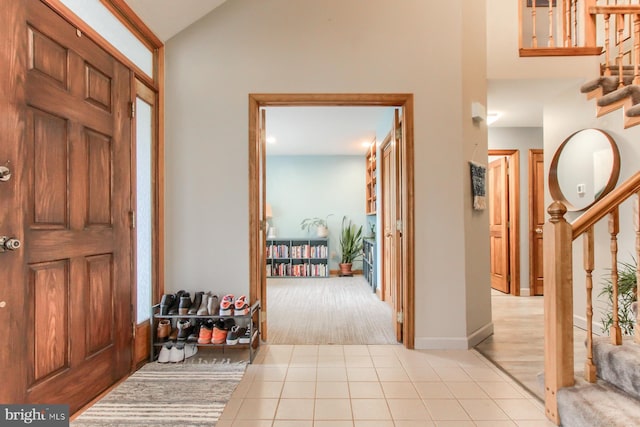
[72,359,246,427]
[266,276,397,345]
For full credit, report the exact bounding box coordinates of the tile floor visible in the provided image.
[216,344,556,427]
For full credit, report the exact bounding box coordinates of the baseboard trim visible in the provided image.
[520,288,531,297]
[414,322,494,350]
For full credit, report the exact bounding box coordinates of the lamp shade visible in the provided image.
[265,203,273,219]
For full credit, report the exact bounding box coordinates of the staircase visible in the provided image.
[518,1,640,425]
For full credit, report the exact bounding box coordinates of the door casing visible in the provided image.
[248,93,415,349]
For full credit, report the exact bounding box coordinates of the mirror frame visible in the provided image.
[548,128,620,212]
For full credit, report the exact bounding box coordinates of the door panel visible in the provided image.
[489,157,510,293]
[3,0,133,412]
[530,149,545,296]
[381,136,394,308]
[259,109,268,340]
[392,109,403,342]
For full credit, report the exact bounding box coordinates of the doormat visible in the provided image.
[72,360,246,426]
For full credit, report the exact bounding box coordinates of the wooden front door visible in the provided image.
[489,157,510,293]
[0,0,133,412]
[381,134,395,309]
[530,149,545,296]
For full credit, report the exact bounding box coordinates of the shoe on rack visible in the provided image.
[188,292,204,315]
[198,319,214,344]
[211,319,228,344]
[188,319,201,342]
[196,292,211,315]
[226,325,240,345]
[178,294,192,315]
[168,327,178,341]
[219,294,234,316]
[169,342,185,362]
[177,319,192,341]
[157,319,171,341]
[168,290,186,315]
[234,295,249,316]
[184,343,198,359]
[237,327,251,344]
[158,342,172,363]
[160,294,175,316]
[207,294,220,316]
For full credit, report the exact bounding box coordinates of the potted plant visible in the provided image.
[599,257,637,335]
[300,214,333,237]
[339,216,363,276]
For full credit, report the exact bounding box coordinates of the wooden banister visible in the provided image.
[572,171,640,239]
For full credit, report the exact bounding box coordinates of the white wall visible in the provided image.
[266,155,366,271]
[544,85,640,333]
[489,127,544,295]
[165,0,491,348]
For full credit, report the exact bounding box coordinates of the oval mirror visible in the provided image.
[549,128,620,212]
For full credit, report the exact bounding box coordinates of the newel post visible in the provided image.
[544,201,575,425]
[583,0,597,48]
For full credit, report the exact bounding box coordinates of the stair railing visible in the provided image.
[544,171,640,425]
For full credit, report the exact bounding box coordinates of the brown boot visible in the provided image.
[157,319,171,341]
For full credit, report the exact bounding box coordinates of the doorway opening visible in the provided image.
[248,94,415,349]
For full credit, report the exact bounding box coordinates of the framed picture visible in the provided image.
[526,0,556,6]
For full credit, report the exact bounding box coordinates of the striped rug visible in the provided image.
[72,359,246,426]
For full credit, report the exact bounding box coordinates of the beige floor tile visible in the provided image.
[369,345,400,356]
[414,382,453,399]
[319,344,344,355]
[286,366,317,381]
[393,421,436,427]
[289,355,319,367]
[381,381,419,398]
[345,355,374,367]
[404,366,440,381]
[422,352,464,368]
[231,421,273,427]
[316,381,349,398]
[293,345,319,355]
[433,422,475,427]
[314,398,353,420]
[317,358,347,368]
[516,419,558,427]
[255,366,288,382]
[314,421,354,427]
[347,367,379,382]
[275,398,315,420]
[387,398,430,420]
[281,381,316,398]
[458,398,510,421]
[476,381,528,399]
[235,398,279,420]
[423,399,471,421]
[213,420,233,427]
[463,366,506,382]
[354,421,395,427]
[375,367,410,382]
[474,421,517,427]
[273,421,313,427]
[435,367,472,382]
[372,355,402,367]
[495,398,548,420]
[445,381,489,399]
[218,398,242,420]
[230,380,252,399]
[317,366,348,381]
[350,398,392,420]
[245,381,284,398]
[343,345,369,355]
[348,381,385,398]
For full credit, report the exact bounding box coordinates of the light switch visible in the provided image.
[577,183,586,196]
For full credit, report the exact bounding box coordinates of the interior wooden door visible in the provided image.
[0,0,133,412]
[258,109,268,340]
[381,134,395,310]
[489,157,510,293]
[392,109,403,342]
[530,149,545,296]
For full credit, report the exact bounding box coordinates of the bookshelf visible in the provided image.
[266,238,329,278]
[365,141,377,214]
[363,238,376,291]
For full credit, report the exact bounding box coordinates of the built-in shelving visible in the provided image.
[363,238,376,291]
[266,238,329,278]
[365,141,377,214]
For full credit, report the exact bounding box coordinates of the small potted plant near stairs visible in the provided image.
[339,216,363,276]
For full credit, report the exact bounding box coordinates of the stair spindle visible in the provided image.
[609,208,622,345]
[635,193,640,344]
[563,0,571,46]
[584,228,597,383]
[532,2,538,48]
[634,14,640,84]
[617,14,625,88]
[605,14,612,76]
[549,0,555,47]
[573,0,578,47]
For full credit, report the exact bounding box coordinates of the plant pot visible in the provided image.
[340,262,353,276]
[317,225,329,238]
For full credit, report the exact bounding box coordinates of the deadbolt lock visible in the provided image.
[0,236,21,252]
[0,166,10,182]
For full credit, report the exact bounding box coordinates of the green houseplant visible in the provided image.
[300,214,333,237]
[598,257,637,336]
[339,216,363,276]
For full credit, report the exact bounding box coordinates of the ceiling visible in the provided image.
[121,1,573,154]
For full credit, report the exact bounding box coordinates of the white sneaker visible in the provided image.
[169,342,185,362]
[158,343,172,363]
[184,343,198,359]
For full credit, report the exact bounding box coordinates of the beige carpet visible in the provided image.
[266,276,397,345]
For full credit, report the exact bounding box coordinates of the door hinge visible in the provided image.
[397,311,404,324]
[129,210,136,229]
[396,220,403,231]
[130,102,135,119]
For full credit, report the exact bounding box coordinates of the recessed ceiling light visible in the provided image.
[266,136,276,144]
[487,112,501,126]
